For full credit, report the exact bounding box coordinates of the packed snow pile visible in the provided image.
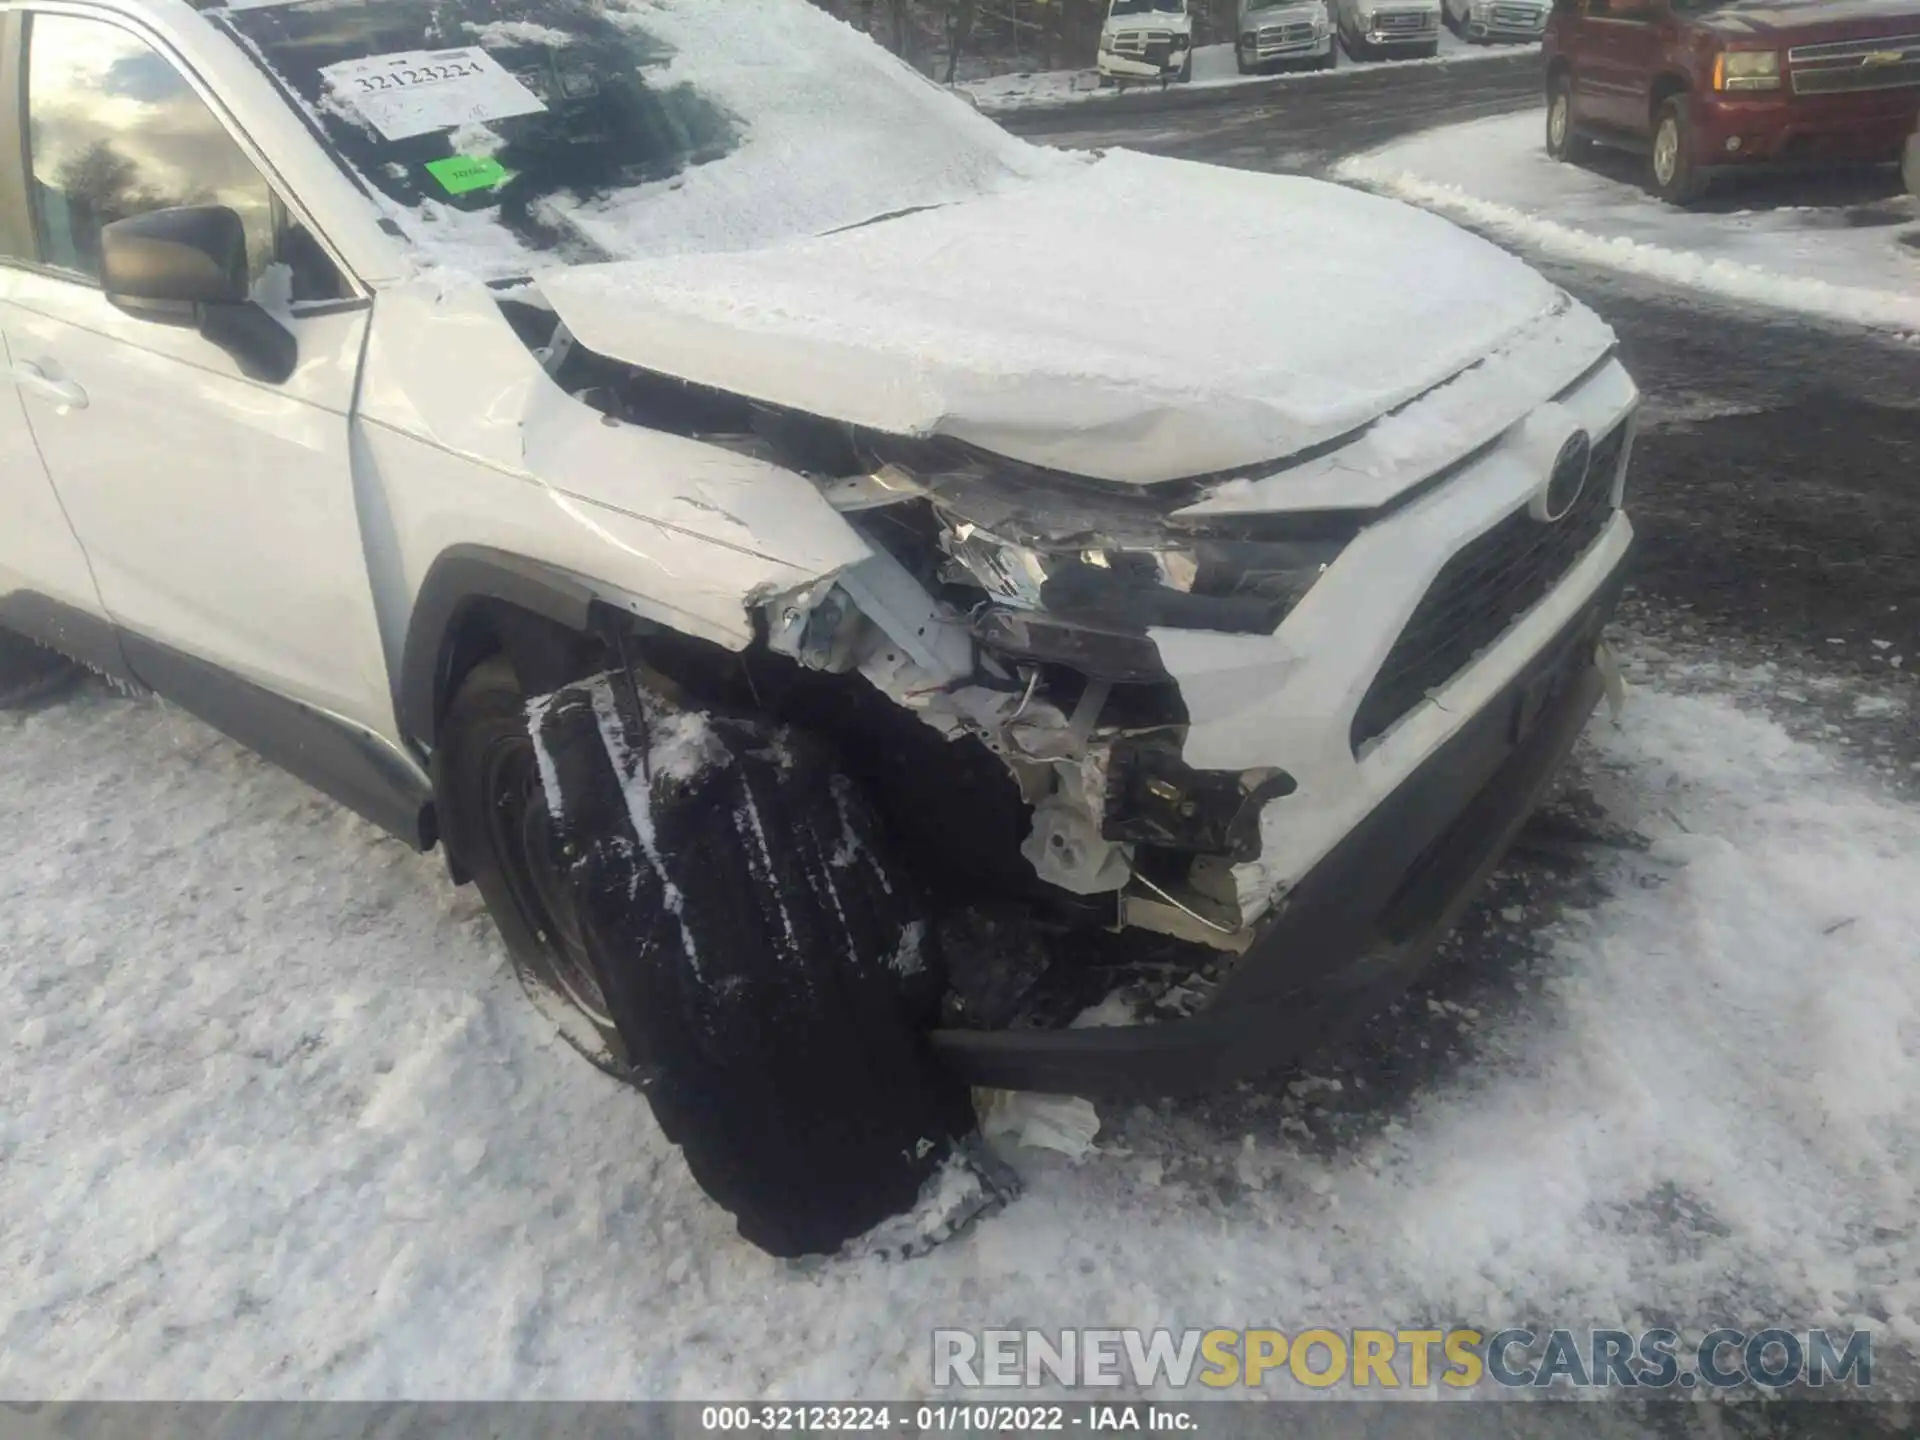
[1335,109,1920,337]
[961,35,1538,114]
[2,646,1918,1396]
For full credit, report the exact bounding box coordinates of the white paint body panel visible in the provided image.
[3,275,395,737]
[0,275,104,627]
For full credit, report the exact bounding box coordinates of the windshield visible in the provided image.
[1245,0,1304,9]
[1110,0,1187,16]
[213,0,1057,278]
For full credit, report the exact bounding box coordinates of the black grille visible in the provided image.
[1375,9,1436,32]
[1350,423,1626,753]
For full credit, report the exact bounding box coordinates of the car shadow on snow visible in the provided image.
[1568,142,1909,218]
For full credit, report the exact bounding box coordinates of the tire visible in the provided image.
[1545,73,1592,163]
[0,631,78,710]
[519,668,982,1258]
[1343,28,1371,60]
[438,657,633,1077]
[1903,129,1919,199]
[1651,97,1707,205]
[1317,42,1339,69]
[1175,54,1193,82]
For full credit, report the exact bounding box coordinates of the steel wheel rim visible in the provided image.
[1654,120,1679,185]
[1549,94,1568,148]
[483,736,616,1029]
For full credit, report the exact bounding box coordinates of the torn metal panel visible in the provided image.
[360,279,875,582]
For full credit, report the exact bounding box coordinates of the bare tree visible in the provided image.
[943,0,979,82]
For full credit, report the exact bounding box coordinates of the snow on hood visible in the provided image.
[537,150,1567,486]
[1105,11,1196,33]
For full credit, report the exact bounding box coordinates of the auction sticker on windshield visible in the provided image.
[320,47,547,141]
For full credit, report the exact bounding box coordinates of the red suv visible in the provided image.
[1543,0,1920,204]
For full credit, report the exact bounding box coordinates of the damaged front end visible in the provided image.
[748,429,1342,955]
[517,291,1322,956]
[508,278,1635,1094]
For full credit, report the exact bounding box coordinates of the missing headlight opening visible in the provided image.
[759,458,1311,949]
[533,327,1333,958]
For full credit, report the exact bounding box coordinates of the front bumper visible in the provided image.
[1692,87,1920,167]
[1465,11,1546,40]
[1360,18,1441,46]
[931,558,1629,1097]
[1244,31,1335,63]
[1098,47,1191,79]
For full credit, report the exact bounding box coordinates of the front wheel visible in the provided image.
[451,661,993,1257]
[1651,97,1707,205]
[1545,74,1592,162]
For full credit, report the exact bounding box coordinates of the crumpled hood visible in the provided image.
[537,149,1574,486]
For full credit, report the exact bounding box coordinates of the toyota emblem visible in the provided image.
[1534,429,1592,523]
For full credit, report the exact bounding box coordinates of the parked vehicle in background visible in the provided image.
[1099,0,1195,82]
[1238,0,1339,71]
[1444,0,1548,44]
[1544,0,1920,205]
[1333,0,1442,59]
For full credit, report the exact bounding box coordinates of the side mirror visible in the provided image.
[100,206,297,385]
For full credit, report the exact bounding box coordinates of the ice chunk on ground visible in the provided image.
[978,1090,1103,1161]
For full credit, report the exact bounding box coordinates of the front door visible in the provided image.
[1579,0,1661,132]
[3,9,396,741]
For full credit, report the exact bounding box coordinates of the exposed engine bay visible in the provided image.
[499,295,1338,959]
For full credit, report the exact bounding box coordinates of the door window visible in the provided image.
[22,13,345,300]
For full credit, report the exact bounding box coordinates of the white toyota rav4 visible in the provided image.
[0,0,1637,1255]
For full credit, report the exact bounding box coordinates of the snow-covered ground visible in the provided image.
[961,35,1537,114]
[1336,110,1920,337]
[4,641,1918,1399]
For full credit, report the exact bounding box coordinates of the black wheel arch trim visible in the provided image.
[399,546,625,752]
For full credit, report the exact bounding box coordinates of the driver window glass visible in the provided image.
[25,14,277,284]
[1590,0,1653,16]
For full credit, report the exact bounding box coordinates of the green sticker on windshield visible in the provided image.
[426,155,514,195]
